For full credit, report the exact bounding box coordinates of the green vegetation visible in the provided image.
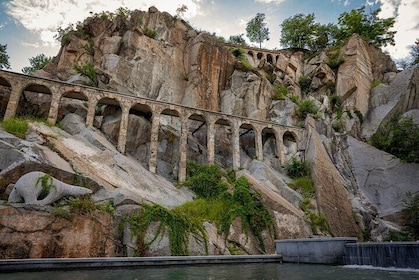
[307,212,332,233]
[410,38,419,67]
[298,75,311,95]
[73,62,98,87]
[122,163,276,256]
[386,193,419,241]
[22,54,52,74]
[0,43,11,69]
[289,176,315,198]
[329,94,341,110]
[124,203,208,256]
[370,117,419,163]
[144,28,158,39]
[296,99,318,120]
[371,80,381,89]
[228,34,247,46]
[246,13,270,48]
[325,50,345,70]
[36,174,56,200]
[286,157,310,179]
[1,117,30,138]
[272,84,288,100]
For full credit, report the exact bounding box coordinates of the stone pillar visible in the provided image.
[47,91,61,125]
[207,118,215,165]
[148,113,160,174]
[86,98,98,127]
[178,116,188,182]
[3,83,23,120]
[232,122,241,170]
[117,105,130,154]
[274,129,284,165]
[255,127,263,161]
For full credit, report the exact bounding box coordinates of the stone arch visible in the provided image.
[283,130,298,162]
[214,117,233,168]
[57,90,89,123]
[240,122,256,165]
[125,103,153,168]
[94,96,122,144]
[267,54,273,64]
[0,76,12,119]
[156,108,181,181]
[248,51,254,59]
[187,113,207,165]
[17,83,52,120]
[257,52,263,60]
[262,127,277,159]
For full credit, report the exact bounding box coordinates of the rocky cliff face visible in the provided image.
[1,6,418,258]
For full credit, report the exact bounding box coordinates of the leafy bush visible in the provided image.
[326,51,345,70]
[73,62,98,86]
[289,176,315,198]
[298,75,311,95]
[386,193,419,241]
[272,84,288,100]
[183,163,228,199]
[308,212,331,234]
[296,99,318,119]
[1,117,29,138]
[329,94,340,110]
[68,197,97,214]
[286,157,310,178]
[370,117,419,163]
[231,48,245,58]
[144,28,158,39]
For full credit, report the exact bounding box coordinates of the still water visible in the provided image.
[1,263,418,280]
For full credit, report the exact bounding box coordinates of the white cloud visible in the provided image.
[6,0,202,46]
[378,0,419,60]
[254,0,286,4]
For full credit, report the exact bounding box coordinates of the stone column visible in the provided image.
[232,121,241,170]
[274,129,284,165]
[207,118,215,165]
[47,90,61,125]
[3,83,23,120]
[255,127,263,161]
[86,98,98,127]
[148,112,160,174]
[117,104,130,154]
[178,115,188,183]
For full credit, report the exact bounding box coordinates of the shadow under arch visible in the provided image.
[57,90,89,123]
[239,123,256,166]
[17,83,52,120]
[283,130,298,163]
[214,117,233,168]
[187,113,207,166]
[0,76,12,119]
[262,127,278,159]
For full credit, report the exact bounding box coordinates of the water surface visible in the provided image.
[1,263,418,280]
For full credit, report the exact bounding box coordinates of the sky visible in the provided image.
[0,0,418,72]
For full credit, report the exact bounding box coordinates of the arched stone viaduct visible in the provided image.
[0,70,304,182]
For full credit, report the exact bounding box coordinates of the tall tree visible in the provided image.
[280,14,337,51]
[337,6,396,47]
[0,43,11,69]
[410,39,419,67]
[246,13,270,48]
[21,54,52,74]
[228,34,247,46]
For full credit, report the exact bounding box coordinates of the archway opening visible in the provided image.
[262,127,277,159]
[239,123,256,166]
[156,109,181,181]
[267,54,273,64]
[283,131,298,163]
[0,76,11,119]
[214,118,232,168]
[187,113,207,165]
[125,103,153,168]
[94,97,122,145]
[257,52,263,60]
[58,90,89,123]
[16,84,52,120]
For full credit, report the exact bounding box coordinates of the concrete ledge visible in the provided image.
[275,237,357,264]
[0,255,282,272]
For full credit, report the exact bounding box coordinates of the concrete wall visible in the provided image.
[275,237,357,264]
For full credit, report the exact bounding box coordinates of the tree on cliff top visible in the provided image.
[337,6,396,47]
[411,38,419,67]
[0,43,11,69]
[22,54,51,74]
[246,13,270,48]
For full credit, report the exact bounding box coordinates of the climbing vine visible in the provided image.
[36,174,56,200]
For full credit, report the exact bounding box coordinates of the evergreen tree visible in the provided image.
[21,54,51,74]
[0,43,11,69]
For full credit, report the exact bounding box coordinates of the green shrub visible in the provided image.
[308,212,332,234]
[73,62,98,86]
[184,163,228,199]
[231,48,245,58]
[266,73,276,84]
[68,197,97,214]
[370,117,419,163]
[289,176,315,198]
[1,117,29,138]
[144,28,158,39]
[296,99,318,120]
[286,157,310,178]
[52,206,73,219]
[36,174,56,200]
[371,80,381,89]
[272,84,288,100]
[329,94,340,110]
[354,109,364,124]
[298,75,311,95]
